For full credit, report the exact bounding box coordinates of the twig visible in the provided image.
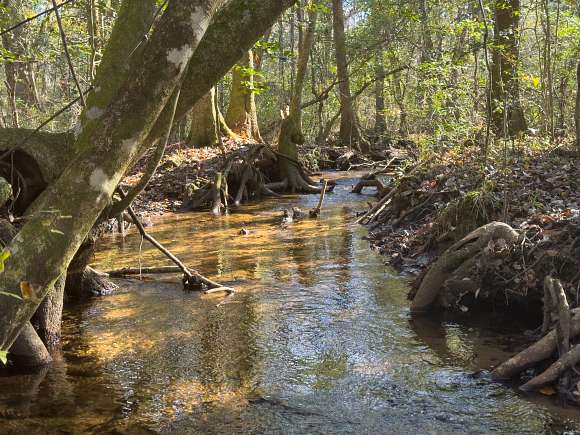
[51,0,85,107]
[309,179,328,217]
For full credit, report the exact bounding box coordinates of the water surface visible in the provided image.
[1,172,580,433]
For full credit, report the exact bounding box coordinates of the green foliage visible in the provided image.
[0,249,10,273]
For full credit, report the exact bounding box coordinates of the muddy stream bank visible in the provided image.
[1,172,580,433]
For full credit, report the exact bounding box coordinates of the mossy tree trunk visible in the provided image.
[225,50,262,141]
[188,87,220,147]
[0,0,224,356]
[332,0,368,152]
[142,0,298,151]
[490,0,527,136]
[276,6,322,193]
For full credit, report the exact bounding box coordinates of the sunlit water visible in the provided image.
[2,172,580,433]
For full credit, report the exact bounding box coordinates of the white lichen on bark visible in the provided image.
[167,45,193,71]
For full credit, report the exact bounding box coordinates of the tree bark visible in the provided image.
[188,87,219,147]
[77,0,159,143]
[225,50,262,141]
[31,275,65,350]
[9,323,52,367]
[491,0,527,136]
[332,0,368,151]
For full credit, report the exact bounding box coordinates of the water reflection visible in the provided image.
[1,173,580,433]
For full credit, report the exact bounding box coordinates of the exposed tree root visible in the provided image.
[182,144,332,213]
[410,221,519,313]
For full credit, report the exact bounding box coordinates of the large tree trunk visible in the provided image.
[332,0,368,151]
[188,87,220,147]
[77,0,159,142]
[31,275,65,350]
[490,0,527,136]
[0,0,223,354]
[142,0,298,152]
[225,50,262,141]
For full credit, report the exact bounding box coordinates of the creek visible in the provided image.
[1,172,580,433]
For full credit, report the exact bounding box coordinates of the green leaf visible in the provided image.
[0,350,7,365]
[0,249,10,273]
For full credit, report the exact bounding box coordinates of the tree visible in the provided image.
[188,87,220,147]
[374,49,387,136]
[0,0,37,127]
[332,0,368,151]
[574,61,580,156]
[276,4,322,192]
[491,0,527,136]
[225,50,262,141]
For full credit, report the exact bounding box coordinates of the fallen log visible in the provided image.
[106,266,183,277]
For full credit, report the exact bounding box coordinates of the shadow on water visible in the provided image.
[2,172,580,433]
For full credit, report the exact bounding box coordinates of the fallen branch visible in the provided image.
[116,188,234,297]
[356,160,424,224]
[106,266,183,277]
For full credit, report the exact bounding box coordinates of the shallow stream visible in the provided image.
[2,172,580,433]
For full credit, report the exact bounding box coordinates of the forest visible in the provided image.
[0,0,579,432]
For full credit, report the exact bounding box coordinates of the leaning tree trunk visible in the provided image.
[0,0,223,356]
[332,0,368,152]
[188,87,220,147]
[490,0,527,136]
[225,50,262,141]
